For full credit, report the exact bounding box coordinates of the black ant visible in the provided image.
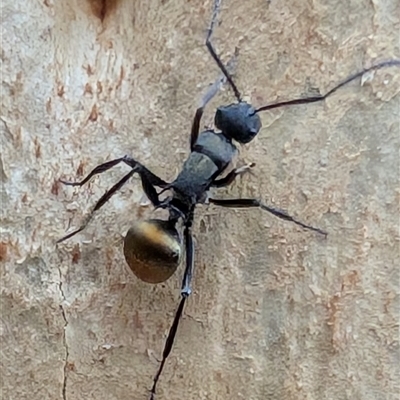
[57,0,400,398]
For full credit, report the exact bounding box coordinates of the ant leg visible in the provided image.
[206,0,242,102]
[58,162,165,243]
[61,155,167,188]
[255,59,400,113]
[208,198,327,236]
[190,73,225,150]
[121,156,168,189]
[149,297,186,400]
[149,212,195,399]
[211,163,255,188]
[191,51,239,150]
[57,170,136,243]
[180,214,195,296]
[60,157,126,186]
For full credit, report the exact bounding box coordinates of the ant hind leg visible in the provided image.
[149,212,196,399]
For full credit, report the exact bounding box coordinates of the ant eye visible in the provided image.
[123,219,182,284]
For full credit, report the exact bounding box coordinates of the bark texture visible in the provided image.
[1,0,399,399]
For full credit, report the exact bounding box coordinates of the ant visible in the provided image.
[57,0,400,398]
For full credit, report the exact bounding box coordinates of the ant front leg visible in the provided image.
[58,156,168,243]
[208,198,327,236]
[190,51,239,150]
[211,163,255,188]
[149,211,195,399]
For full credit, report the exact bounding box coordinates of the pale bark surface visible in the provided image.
[1,0,399,399]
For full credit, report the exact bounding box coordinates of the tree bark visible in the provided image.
[1,0,399,399]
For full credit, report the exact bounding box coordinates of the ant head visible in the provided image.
[215,101,261,144]
[124,219,182,283]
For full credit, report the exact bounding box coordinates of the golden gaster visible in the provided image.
[123,219,182,283]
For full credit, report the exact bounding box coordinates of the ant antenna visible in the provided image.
[206,0,242,102]
[254,59,400,113]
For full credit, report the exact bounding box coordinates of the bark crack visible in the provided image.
[58,267,69,400]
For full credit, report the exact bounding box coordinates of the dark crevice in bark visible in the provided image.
[58,268,69,400]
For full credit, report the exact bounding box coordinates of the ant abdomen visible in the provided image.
[123,219,182,284]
